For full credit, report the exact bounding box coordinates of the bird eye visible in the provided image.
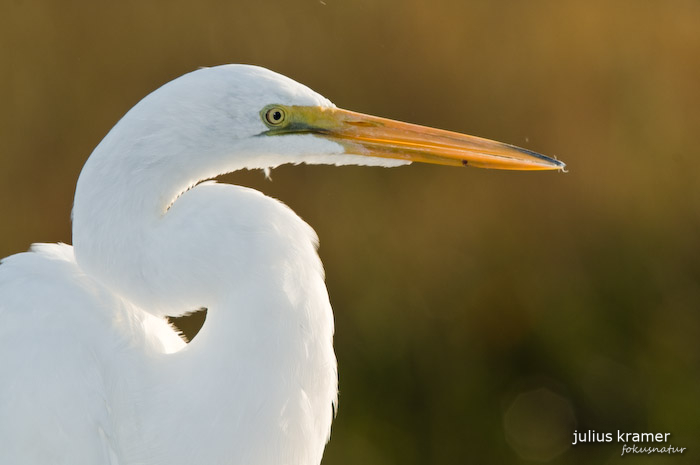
[264,107,286,126]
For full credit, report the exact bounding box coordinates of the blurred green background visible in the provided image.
[1,1,699,463]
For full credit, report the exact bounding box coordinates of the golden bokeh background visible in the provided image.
[2,1,699,463]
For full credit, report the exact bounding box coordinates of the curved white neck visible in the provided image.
[72,131,337,465]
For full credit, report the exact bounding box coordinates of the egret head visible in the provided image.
[99,64,564,180]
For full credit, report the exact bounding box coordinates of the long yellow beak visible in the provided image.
[261,105,565,171]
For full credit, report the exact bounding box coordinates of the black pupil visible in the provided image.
[272,111,282,121]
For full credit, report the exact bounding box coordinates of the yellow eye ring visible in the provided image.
[264,107,286,126]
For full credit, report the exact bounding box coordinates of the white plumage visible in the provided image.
[0,65,563,465]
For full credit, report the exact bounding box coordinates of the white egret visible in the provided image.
[0,65,564,465]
